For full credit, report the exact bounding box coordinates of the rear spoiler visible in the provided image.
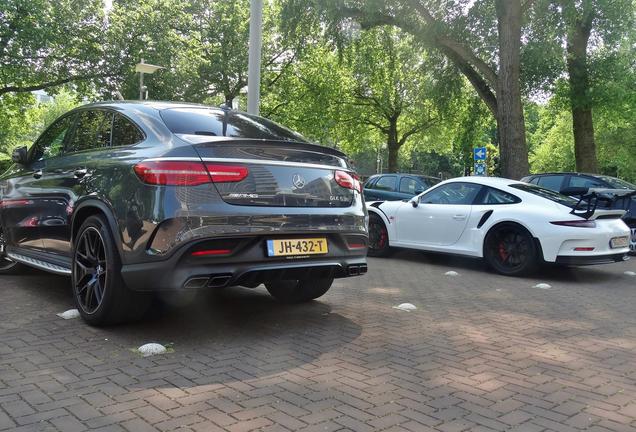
[562,187,635,219]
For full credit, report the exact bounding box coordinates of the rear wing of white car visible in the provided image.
[563,187,636,219]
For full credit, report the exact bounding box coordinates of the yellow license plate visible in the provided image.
[266,238,328,257]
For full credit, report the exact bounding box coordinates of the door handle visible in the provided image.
[74,168,88,178]
[453,215,467,221]
[32,170,43,179]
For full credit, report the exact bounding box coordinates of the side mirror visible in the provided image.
[411,198,419,208]
[11,146,28,165]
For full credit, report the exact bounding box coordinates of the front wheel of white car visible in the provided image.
[484,223,539,276]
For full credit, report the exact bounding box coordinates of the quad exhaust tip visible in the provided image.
[347,264,367,276]
[208,274,233,288]
[183,274,233,289]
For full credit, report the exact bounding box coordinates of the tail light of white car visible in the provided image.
[550,220,597,228]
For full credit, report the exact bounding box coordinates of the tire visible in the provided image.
[628,224,636,256]
[72,215,149,325]
[265,277,334,304]
[0,228,26,275]
[367,213,391,257]
[483,223,539,276]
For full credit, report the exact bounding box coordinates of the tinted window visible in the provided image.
[67,110,113,153]
[417,176,439,189]
[31,114,76,161]
[597,176,635,190]
[375,176,397,191]
[536,175,564,191]
[112,114,144,146]
[568,176,606,189]
[160,108,306,142]
[399,177,420,194]
[364,177,378,189]
[420,182,482,205]
[510,183,579,208]
[478,187,521,205]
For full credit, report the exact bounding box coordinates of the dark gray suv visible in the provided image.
[0,102,368,325]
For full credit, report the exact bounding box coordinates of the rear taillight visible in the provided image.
[205,164,249,183]
[550,220,597,228]
[133,161,211,186]
[335,170,362,193]
[134,161,249,185]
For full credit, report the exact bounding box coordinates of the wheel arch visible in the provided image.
[366,206,392,240]
[482,219,545,261]
[71,199,124,259]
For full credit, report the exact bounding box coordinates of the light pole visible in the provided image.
[247,0,263,115]
[135,59,164,100]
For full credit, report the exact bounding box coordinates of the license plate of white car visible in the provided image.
[610,236,629,248]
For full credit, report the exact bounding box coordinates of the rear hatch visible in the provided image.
[189,139,356,207]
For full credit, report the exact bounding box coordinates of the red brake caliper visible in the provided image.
[498,241,509,261]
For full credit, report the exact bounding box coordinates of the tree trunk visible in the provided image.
[565,5,597,173]
[387,120,399,173]
[494,0,529,180]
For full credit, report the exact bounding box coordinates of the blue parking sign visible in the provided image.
[474,163,486,176]
[473,147,487,161]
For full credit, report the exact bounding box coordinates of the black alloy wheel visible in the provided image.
[484,223,538,276]
[367,214,391,257]
[73,226,107,314]
[72,215,149,325]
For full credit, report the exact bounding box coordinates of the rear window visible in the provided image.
[417,176,440,189]
[510,183,578,208]
[597,176,635,190]
[160,108,306,142]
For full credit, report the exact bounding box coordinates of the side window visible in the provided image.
[528,177,539,185]
[374,176,397,192]
[536,175,564,192]
[111,114,144,146]
[568,176,605,189]
[31,114,76,161]
[399,177,418,194]
[66,110,113,153]
[420,182,482,205]
[478,187,521,205]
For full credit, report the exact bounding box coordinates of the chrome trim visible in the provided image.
[7,252,71,275]
[144,157,348,171]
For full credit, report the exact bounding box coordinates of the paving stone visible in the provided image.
[0,255,635,432]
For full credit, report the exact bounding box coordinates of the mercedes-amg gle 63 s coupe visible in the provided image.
[0,102,368,325]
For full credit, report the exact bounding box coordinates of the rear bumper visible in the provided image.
[555,253,629,266]
[121,233,368,291]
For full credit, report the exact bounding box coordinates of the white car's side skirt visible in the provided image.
[389,241,482,258]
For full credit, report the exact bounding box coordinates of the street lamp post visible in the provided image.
[247,0,263,115]
[135,59,164,100]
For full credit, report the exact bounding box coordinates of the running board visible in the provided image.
[7,252,72,276]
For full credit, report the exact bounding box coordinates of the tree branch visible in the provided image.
[0,73,115,96]
[338,5,498,113]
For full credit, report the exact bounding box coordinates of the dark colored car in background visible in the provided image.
[0,102,368,325]
[363,173,440,201]
[521,172,636,253]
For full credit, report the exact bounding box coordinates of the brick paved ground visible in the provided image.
[1,251,636,432]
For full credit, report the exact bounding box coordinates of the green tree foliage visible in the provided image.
[0,90,81,170]
[0,0,111,96]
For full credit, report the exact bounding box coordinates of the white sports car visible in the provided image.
[366,177,631,275]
